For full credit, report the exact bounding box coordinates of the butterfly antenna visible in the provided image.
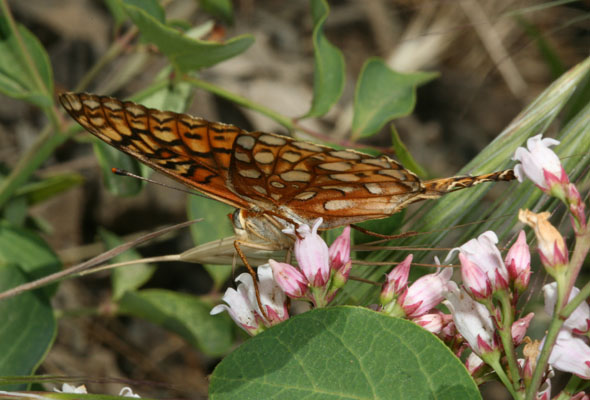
[111,168,211,201]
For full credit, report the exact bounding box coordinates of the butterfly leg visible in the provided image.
[233,239,283,321]
[350,224,418,240]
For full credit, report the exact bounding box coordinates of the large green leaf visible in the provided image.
[124,3,254,73]
[302,0,345,118]
[0,263,56,391]
[210,307,480,400]
[352,58,436,139]
[118,289,233,356]
[0,13,53,108]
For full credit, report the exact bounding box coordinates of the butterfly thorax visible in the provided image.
[231,209,294,250]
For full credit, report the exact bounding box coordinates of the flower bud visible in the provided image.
[269,259,308,299]
[511,312,534,346]
[519,210,568,275]
[459,253,492,300]
[287,218,330,287]
[329,226,351,272]
[402,267,452,318]
[380,254,412,306]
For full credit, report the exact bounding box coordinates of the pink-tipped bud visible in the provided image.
[402,267,452,318]
[511,312,534,346]
[519,210,568,275]
[505,230,531,292]
[465,352,485,376]
[459,253,492,300]
[413,312,444,335]
[269,259,308,298]
[566,183,587,231]
[290,219,330,287]
[329,226,351,272]
[380,254,412,306]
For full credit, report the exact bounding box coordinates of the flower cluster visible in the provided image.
[378,254,454,336]
[269,218,352,307]
[210,133,589,399]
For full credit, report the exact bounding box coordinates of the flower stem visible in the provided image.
[524,300,565,400]
[497,293,521,392]
[488,357,521,399]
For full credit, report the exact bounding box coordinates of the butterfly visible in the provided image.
[59,92,515,308]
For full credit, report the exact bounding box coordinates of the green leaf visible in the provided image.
[210,307,480,400]
[0,14,53,108]
[0,263,56,391]
[0,222,61,297]
[104,0,128,28]
[352,58,437,139]
[93,141,144,197]
[198,0,234,24]
[138,74,192,112]
[14,172,84,206]
[99,228,156,301]
[390,125,427,178]
[187,196,233,289]
[302,0,345,118]
[123,0,165,23]
[118,289,234,356]
[124,3,254,73]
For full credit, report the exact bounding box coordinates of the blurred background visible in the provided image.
[1,0,589,398]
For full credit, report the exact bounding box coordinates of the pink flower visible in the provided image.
[329,226,351,272]
[413,311,447,335]
[401,267,452,318]
[285,218,330,286]
[279,220,353,306]
[250,265,289,324]
[513,134,567,192]
[380,254,412,306]
[547,329,590,379]
[505,230,531,292]
[465,352,485,376]
[448,231,509,292]
[511,312,534,346]
[211,277,264,335]
[444,282,498,356]
[543,283,590,334]
[211,265,288,335]
[459,253,492,300]
[269,259,308,298]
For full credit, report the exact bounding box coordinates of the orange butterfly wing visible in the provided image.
[59,92,250,209]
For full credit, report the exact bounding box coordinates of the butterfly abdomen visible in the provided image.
[423,169,516,195]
